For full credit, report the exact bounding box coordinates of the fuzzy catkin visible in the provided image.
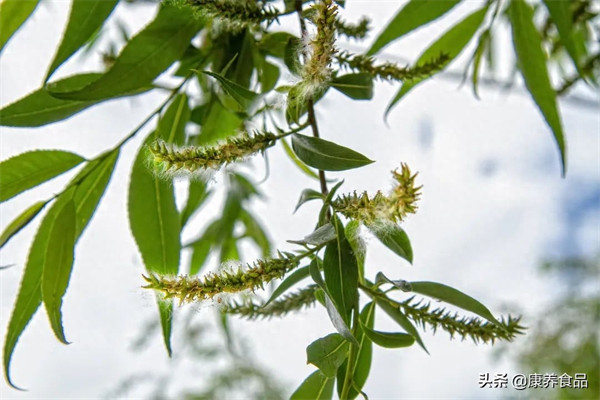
[332,163,421,226]
[336,51,451,82]
[170,0,280,30]
[400,297,525,344]
[302,0,338,90]
[148,131,279,175]
[143,256,299,304]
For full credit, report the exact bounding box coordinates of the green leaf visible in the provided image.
[386,6,488,116]
[45,0,119,81]
[307,333,349,377]
[0,201,47,249]
[361,325,415,348]
[3,195,66,390]
[48,5,201,101]
[129,137,181,275]
[331,73,373,100]
[3,151,117,389]
[158,93,191,146]
[369,224,413,263]
[294,188,324,212]
[410,281,500,326]
[344,221,365,278]
[309,258,328,289]
[196,98,242,145]
[0,0,40,53]
[70,151,119,236]
[284,36,302,76]
[265,265,310,306]
[259,32,299,58]
[509,0,566,176]
[188,221,219,275]
[542,0,585,76]
[371,290,428,353]
[337,302,376,399]
[258,60,280,93]
[375,272,412,292]
[290,223,336,246]
[282,138,322,182]
[471,29,490,99]
[309,259,358,346]
[203,71,259,110]
[318,180,345,226]
[292,134,374,171]
[290,370,334,400]
[239,209,271,256]
[180,180,209,227]
[0,150,85,202]
[129,135,181,355]
[157,299,174,356]
[367,0,460,55]
[41,199,76,344]
[0,73,150,127]
[323,217,359,324]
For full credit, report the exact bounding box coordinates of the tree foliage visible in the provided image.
[0,0,597,396]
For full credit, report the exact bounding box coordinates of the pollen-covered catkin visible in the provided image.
[148,131,278,175]
[301,0,338,92]
[332,163,421,226]
[143,255,299,304]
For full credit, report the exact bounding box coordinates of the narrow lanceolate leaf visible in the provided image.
[70,151,119,236]
[345,221,365,279]
[371,290,428,353]
[410,281,500,326]
[129,134,181,355]
[309,260,358,346]
[48,5,201,101]
[0,201,47,249]
[45,0,119,81]
[291,370,335,400]
[188,221,219,275]
[367,0,460,55]
[180,180,209,227]
[337,302,375,399]
[331,73,373,100]
[323,217,359,324]
[129,137,181,274]
[0,150,85,202]
[265,265,310,306]
[542,0,585,75]
[386,6,488,116]
[0,73,149,127]
[306,333,350,378]
[0,0,40,53]
[158,93,190,146]
[361,325,415,349]
[3,195,68,390]
[509,0,566,176]
[369,224,413,263]
[203,71,259,110]
[3,152,118,389]
[41,199,76,344]
[290,223,336,246]
[292,134,374,171]
[282,139,321,182]
[294,188,323,212]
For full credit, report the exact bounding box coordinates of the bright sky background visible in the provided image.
[1,1,598,399]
